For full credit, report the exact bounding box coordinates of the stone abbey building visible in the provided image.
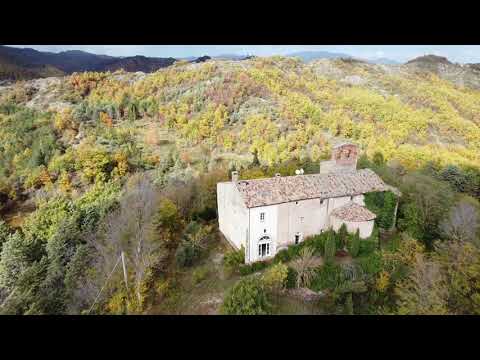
[217,143,400,263]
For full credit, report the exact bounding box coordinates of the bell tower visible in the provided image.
[320,143,358,174]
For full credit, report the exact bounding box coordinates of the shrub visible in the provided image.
[286,267,297,289]
[345,293,354,315]
[239,260,270,276]
[192,266,210,285]
[273,244,302,263]
[0,220,10,250]
[221,276,272,315]
[262,262,288,293]
[358,239,378,257]
[223,246,245,275]
[305,230,337,256]
[176,222,212,268]
[357,251,383,277]
[176,243,196,268]
[310,263,344,291]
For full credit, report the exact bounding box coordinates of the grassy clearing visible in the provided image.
[147,236,239,315]
[147,232,341,315]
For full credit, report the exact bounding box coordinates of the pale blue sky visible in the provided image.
[7,45,480,63]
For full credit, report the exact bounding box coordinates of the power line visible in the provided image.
[87,254,122,315]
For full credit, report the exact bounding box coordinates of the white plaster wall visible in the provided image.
[330,216,374,239]
[286,198,328,243]
[352,194,365,206]
[248,205,278,263]
[277,203,290,249]
[217,182,249,251]
[277,199,329,250]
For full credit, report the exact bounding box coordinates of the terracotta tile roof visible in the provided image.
[235,168,400,208]
[330,202,377,222]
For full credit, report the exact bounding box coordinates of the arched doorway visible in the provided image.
[258,235,271,258]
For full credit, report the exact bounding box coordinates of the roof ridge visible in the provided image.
[234,168,399,208]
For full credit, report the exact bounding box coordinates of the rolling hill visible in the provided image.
[0,46,177,80]
[1,53,479,175]
[1,53,480,315]
[286,50,400,64]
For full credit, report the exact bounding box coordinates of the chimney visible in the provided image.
[231,171,239,182]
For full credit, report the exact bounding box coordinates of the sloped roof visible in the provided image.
[235,168,400,208]
[330,202,376,222]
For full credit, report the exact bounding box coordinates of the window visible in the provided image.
[264,229,267,233]
[300,216,304,223]
[350,196,354,201]
[295,233,300,245]
[295,232,303,245]
[258,236,271,258]
[260,212,265,222]
[320,199,324,205]
[258,243,270,257]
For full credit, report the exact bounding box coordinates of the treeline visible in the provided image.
[0,163,227,314]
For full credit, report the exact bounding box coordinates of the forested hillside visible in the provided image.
[0,46,177,80]
[0,55,479,314]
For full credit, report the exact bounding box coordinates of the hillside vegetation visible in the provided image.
[0,56,480,315]
[3,56,480,171]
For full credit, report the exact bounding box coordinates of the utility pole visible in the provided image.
[121,251,129,315]
[121,251,129,295]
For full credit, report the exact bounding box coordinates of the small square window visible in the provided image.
[350,196,354,201]
[264,229,267,233]
[260,212,265,222]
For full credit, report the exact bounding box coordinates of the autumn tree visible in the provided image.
[395,252,449,315]
[94,174,162,310]
[398,173,455,248]
[434,240,480,314]
[439,199,480,245]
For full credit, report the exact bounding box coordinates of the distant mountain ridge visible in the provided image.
[0,46,177,80]
[2,46,479,82]
[286,50,353,62]
[0,46,267,80]
[285,50,401,65]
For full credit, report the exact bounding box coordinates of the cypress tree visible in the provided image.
[338,223,348,249]
[349,229,360,257]
[324,232,336,264]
